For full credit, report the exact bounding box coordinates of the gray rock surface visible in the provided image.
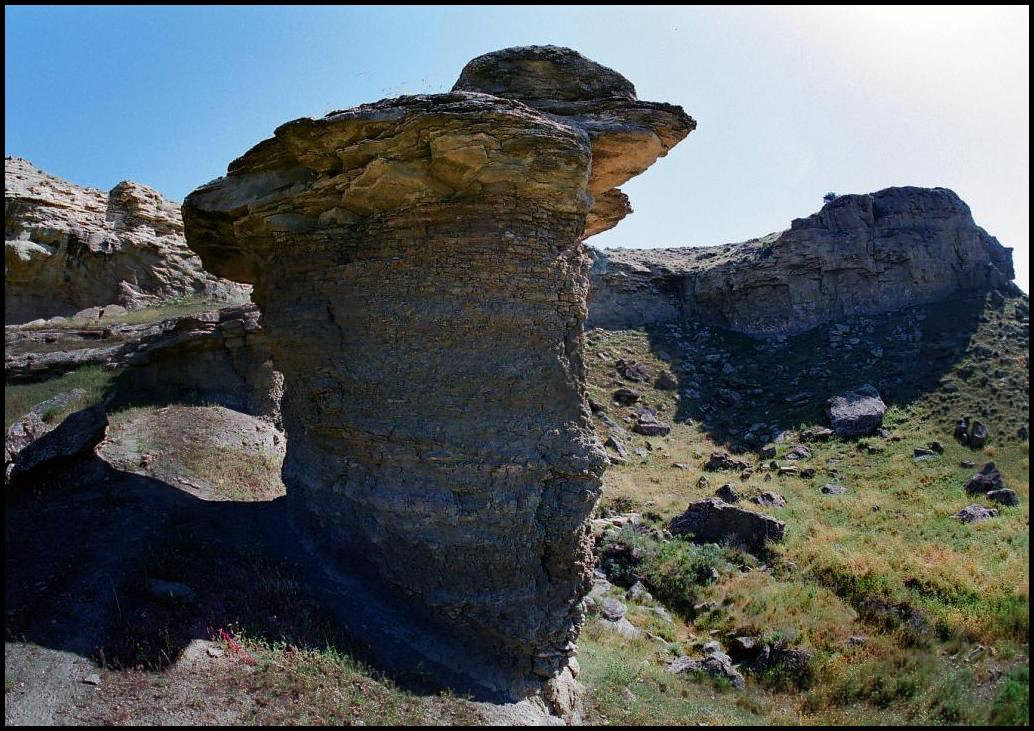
[586,187,1015,334]
[669,497,785,553]
[5,156,249,324]
[827,385,887,437]
[181,46,691,710]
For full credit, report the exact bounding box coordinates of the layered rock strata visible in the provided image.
[182,46,692,707]
[588,187,1016,334]
[4,156,249,325]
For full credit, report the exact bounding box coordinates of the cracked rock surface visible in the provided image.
[182,46,691,708]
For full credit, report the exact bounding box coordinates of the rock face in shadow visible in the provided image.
[4,156,249,325]
[182,46,692,711]
[587,187,1016,334]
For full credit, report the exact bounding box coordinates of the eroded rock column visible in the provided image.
[183,46,692,706]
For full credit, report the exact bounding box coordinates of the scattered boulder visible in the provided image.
[616,359,651,383]
[669,497,785,554]
[632,410,671,437]
[598,597,627,621]
[800,426,835,443]
[986,489,1019,507]
[956,504,999,523]
[612,387,640,405]
[827,385,886,437]
[785,445,812,461]
[751,491,786,508]
[821,483,847,495]
[963,462,1006,496]
[954,416,991,448]
[704,450,749,472]
[626,581,654,603]
[715,483,741,503]
[146,579,198,604]
[655,369,678,390]
[668,645,745,689]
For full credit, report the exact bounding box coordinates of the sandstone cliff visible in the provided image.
[182,45,692,712]
[4,156,249,325]
[588,186,1016,334]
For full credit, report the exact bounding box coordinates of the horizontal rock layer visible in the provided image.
[182,46,691,708]
[587,187,1016,335]
[4,156,249,325]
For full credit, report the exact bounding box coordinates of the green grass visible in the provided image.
[4,364,115,428]
[583,292,1029,725]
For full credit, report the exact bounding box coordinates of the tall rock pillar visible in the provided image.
[183,46,692,711]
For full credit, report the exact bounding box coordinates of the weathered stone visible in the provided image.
[751,491,786,508]
[956,504,999,523]
[586,187,1015,333]
[827,385,886,437]
[986,489,1019,506]
[654,369,678,390]
[4,157,249,325]
[704,450,749,472]
[632,410,671,436]
[964,462,1006,496]
[669,497,785,553]
[715,483,741,503]
[181,46,691,703]
[6,406,108,485]
[668,650,744,689]
[821,483,847,495]
[612,387,640,405]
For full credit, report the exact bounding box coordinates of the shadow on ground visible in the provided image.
[4,454,512,708]
[642,292,1015,451]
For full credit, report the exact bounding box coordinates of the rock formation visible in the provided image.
[5,304,281,422]
[588,187,1016,334]
[5,156,249,325]
[182,46,692,711]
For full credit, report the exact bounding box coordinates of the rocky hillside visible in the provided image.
[588,187,1016,334]
[5,157,249,325]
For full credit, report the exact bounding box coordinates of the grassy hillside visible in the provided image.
[578,291,1029,724]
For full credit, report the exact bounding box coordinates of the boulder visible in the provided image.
[6,406,108,485]
[827,385,886,437]
[956,504,999,523]
[751,491,786,508]
[986,489,1019,507]
[669,497,785,553]
[704,450,749,472]
[964,462,1006,496]
[668,647,745,689]
[632,411,671,436]
[181,45,692,702]
[715,483,741,503]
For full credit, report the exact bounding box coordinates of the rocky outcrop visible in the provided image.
[5,156,249,325]
[587,187,1016,334]
[182,46,691,710]
[5,305,282,421]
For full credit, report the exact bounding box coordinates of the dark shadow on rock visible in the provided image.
[642,292,998,452]
[4,454,518,705]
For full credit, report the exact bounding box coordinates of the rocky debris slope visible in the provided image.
[181,46,692,713]
[587,187,1016,334]
[4,156,249,325]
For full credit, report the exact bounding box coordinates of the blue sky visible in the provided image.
[5,6,1029,289]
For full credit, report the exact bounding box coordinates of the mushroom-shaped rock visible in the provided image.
[182,47,691,712]
[453,45,695,237]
